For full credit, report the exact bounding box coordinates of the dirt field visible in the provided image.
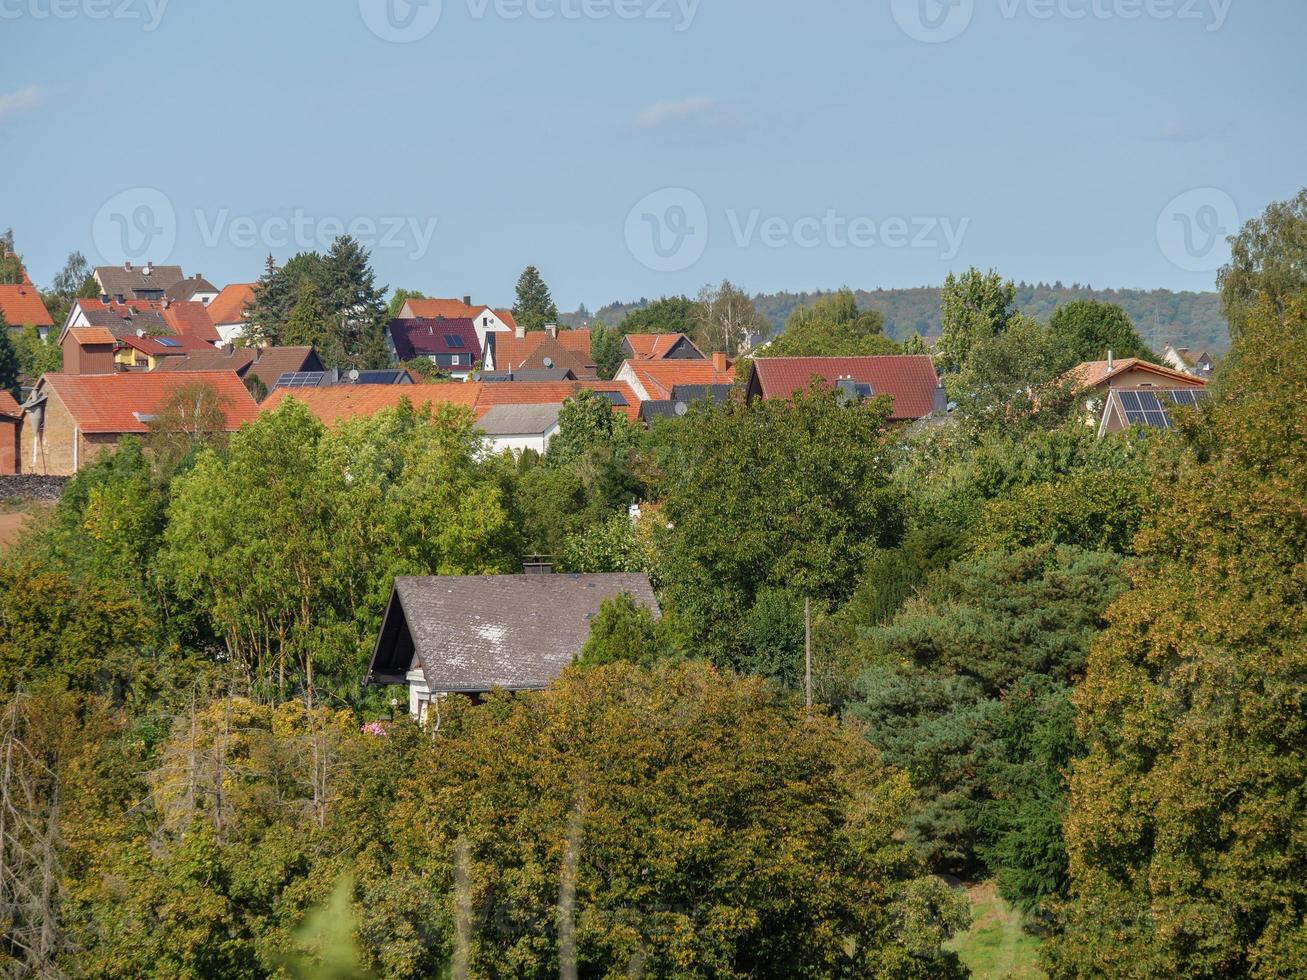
[0,505,45,551]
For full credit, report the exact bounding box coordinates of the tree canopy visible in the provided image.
[512,265,559,331]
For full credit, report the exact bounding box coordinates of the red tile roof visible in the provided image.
[161,300,220,343]
[491,330,593,372]
[1065,358,1205,390]
[623,333,702,360]
[404,298,483,320]
[69,327,118,346]
[207,283,256,325]
[749,356,942,421]
[0,391,21,419]
[621,359,735,400]
[475,381,641,422]
[0,283,53,328]
[260,383,484,427]
[495,309,517,329]
[39,371,259,434]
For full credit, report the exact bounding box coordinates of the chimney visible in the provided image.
[546,324,558,338]
[712,351,728,372]
[515,324,526,339]
[123,261,132,272]
[1107,350,1115,372]
[144,261,153,276]
[463,295,472,306]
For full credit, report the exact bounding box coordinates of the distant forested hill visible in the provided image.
[584,283,1229,354]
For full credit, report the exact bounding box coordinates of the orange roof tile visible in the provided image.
[38,371,259,434]
[623,333,702,360]
[404,298,482,320]
[207,283,256,325]
[0,283,53,328]
[621,359,735,400]
[475,381,641,422]
[260,383,484,427]
[69,327,118,346]
[491,330,593,372]
[1065,358,1206,390]
[495,309,517,329]
[0,391,21,419]
[161,300,220,343]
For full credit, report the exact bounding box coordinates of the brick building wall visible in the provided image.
[0,417,18,475]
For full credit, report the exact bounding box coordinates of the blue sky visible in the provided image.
[2,0,1303,311]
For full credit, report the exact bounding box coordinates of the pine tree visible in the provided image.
[321,237,388,367]
[282,279,330,353]
[512,266,558,332]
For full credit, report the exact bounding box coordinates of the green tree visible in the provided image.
[655,387,901,667]
[588,321,624,379]
[397,661,970,977]
[146,381,235,479]
[0,230,22,284]
[162,400,517,700]
[12,324,62,379]
[1049,294,1307,978]
[938,268,1017,371]
[41,250,98,332]
[951,313,1080,436]
[764,288,900,357]
[386,287,427,319]
[1218,187,1307,340]
[851,545,1127,891]
[0,310,20,398]
[1047,299,1154,370]
[619,295,696,335]
[282,277,331,352]
[322,236,390,369]
[575,592,666,667]
[246,252,325,346]
[559,511,646,574]
[511,266,559,331]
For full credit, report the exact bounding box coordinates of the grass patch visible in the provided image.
[948,881,1046,979]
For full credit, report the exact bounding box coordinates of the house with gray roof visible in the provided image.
[93,262,186,303]
[366,573,660,718]
[476,402,563,455]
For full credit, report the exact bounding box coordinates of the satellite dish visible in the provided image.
[543,357,554,369]
[674,401,689,417]
[348,369,360,382]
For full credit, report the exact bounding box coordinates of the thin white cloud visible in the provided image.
[1158,119,1234,144]
[632,96,722,132]
[0,86,45,123]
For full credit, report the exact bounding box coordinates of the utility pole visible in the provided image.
[804,597,813,712]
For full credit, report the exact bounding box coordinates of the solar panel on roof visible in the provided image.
[275,371,326,388]
[156,337,182,348]
[444,335,465,349]
[596,390,628,406]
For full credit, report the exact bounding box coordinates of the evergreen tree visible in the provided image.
[321,236,389,368]
[512,266,558,331]
[281,278,330,353]
[589,321,624,379]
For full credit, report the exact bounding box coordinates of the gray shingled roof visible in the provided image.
[477,403,562,436]
[95,265,185,298]
[368,574,660,693]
